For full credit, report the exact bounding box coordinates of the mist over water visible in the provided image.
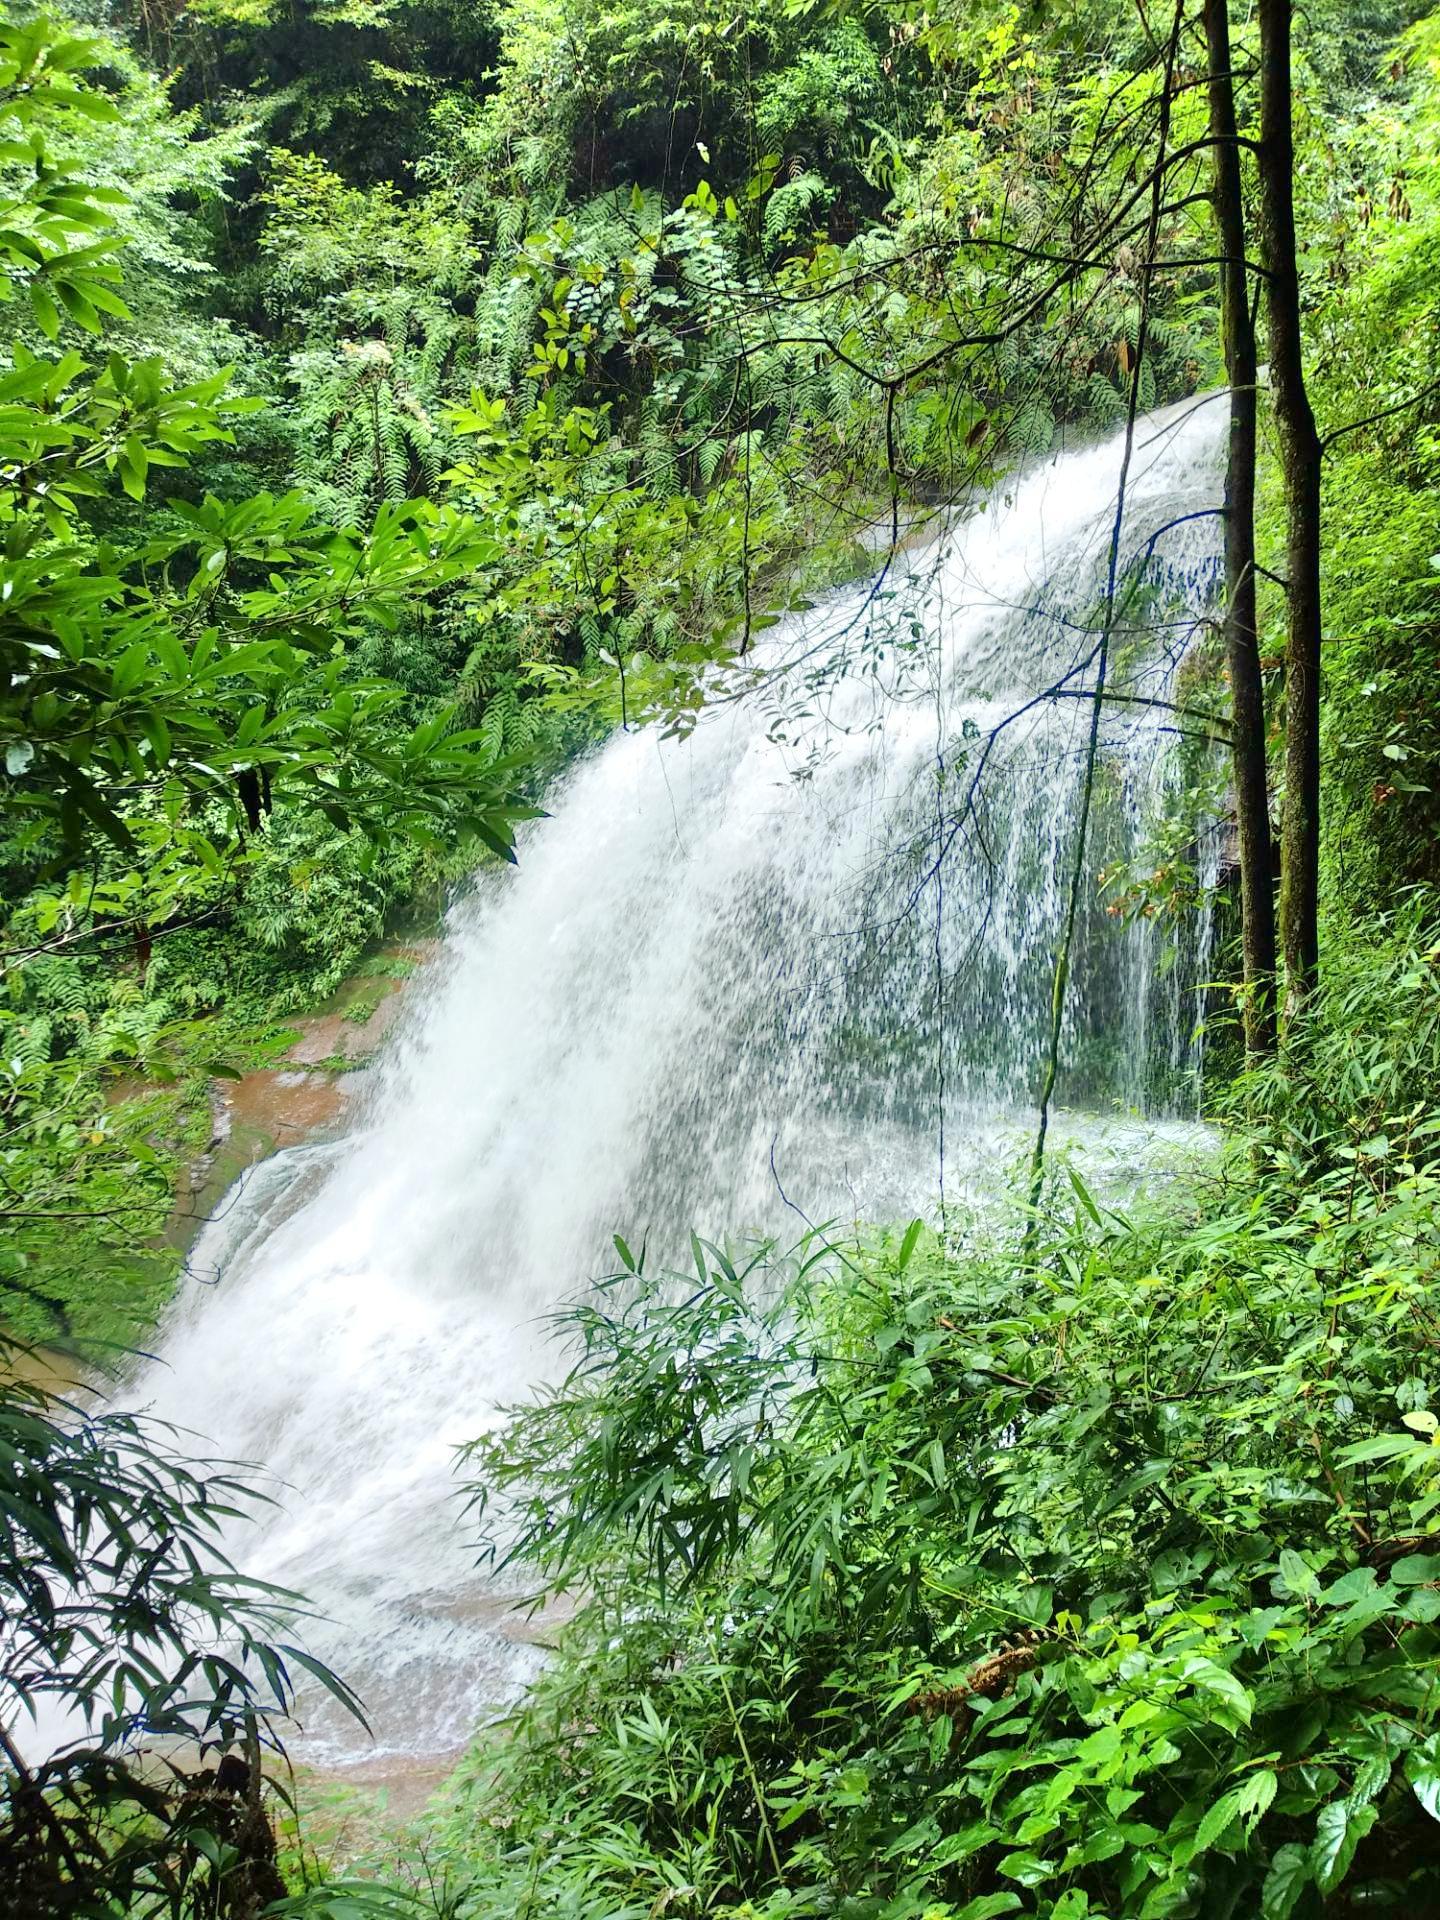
[121,401,1226,1765]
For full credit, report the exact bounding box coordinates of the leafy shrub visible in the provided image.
[1230,902,1440,1166]
[422,1091,1440,1918]
[0,1340,364,1919]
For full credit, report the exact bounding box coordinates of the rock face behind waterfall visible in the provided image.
[118,400,1225,1767]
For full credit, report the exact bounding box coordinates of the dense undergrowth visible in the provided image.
[341,913,1440,1920]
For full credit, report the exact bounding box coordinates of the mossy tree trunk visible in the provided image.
[1257,0,1324,1019]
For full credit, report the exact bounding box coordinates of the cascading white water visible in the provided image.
[121,400,1226,1766]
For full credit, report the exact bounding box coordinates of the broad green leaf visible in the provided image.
[1261,1844,1311,1919]
[1179,1655,1253,1727]
[1319,1566,1377,1607]
[1336,1433,1418,1465]
[1390,1553,1440,1584]
[1195,1768,1277,1855]
[1406,1735,1440,1822]
[997,1850,1055,1886]
[1310,1799,1377,1894]
[30,280,60,339]
[111,641,151,696]
[1278,1548,1317,1597]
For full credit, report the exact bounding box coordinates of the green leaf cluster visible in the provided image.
[423,958,1440,1916]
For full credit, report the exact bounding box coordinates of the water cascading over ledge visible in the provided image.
[119,398,1226,1765]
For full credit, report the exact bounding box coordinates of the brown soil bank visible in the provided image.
[173,942,437,1251]
[10,942,436,1393]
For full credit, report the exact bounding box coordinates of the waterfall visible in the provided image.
[118,400,1225,1766]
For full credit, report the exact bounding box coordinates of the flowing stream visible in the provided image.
[123,399,1226,1766]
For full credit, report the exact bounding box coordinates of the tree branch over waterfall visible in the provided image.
[1029,0,1187,1214]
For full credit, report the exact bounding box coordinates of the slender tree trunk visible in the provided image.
[1257,0,1323,1017]
[1205,0,1277,1054]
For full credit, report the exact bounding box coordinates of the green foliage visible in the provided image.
[0,24,534,903]
[1,401,532,914]
[3,0,1440,1913]
[1227,900,1440,1164]
[417,947,1440,1917]
[0,1337,365,1918]
[1299,13,1440,912]
[473,0,880,195]
[129,0,502,185]
[4,14,255,379]
[0,16,536,1348]
[0,19,130,343]
[227,807,435,1005]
